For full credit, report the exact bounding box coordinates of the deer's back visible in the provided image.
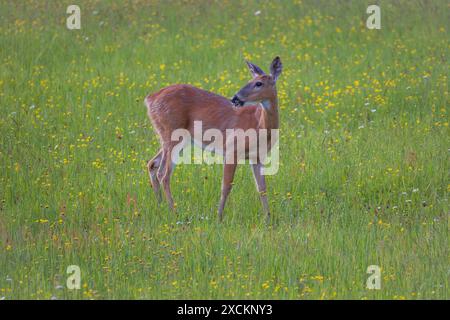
[145,84,274,159]
[145,84,247,134]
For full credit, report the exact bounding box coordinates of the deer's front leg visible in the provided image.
[251,163,270,220]
[218,163,237,221]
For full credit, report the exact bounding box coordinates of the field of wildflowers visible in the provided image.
[0,0,448,299]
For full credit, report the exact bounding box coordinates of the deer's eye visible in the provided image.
[255,81,263,87]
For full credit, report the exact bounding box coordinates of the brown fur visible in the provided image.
[145,57,282,220]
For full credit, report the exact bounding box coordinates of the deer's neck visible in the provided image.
[258,97,279,130]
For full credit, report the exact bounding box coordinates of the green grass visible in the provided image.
[0,0,448,299]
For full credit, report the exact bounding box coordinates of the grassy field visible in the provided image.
[0,0,448,299]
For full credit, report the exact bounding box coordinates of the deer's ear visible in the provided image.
[270,56,282,82]
[245,60,266,78]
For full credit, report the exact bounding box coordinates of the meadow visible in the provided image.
[0,0,448,299]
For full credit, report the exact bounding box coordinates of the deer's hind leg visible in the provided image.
[157,142,180,211]
[147,149,163,203]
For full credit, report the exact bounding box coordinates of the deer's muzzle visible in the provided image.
[231,95,245,107]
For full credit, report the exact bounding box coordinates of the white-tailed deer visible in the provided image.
[145,56,282,220]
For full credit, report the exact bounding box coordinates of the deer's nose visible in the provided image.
[231,95,244,107]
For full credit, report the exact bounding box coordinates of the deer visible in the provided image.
[145,56,282,221]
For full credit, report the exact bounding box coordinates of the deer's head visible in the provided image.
[231,56,282,107]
